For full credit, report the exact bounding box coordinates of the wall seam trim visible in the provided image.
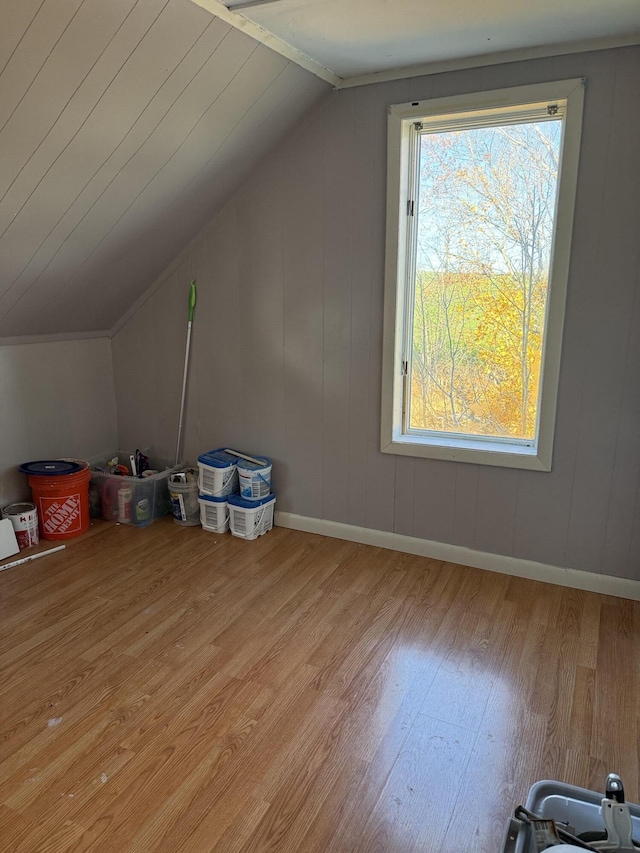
[275,511,640,601]
[0,331,111,346]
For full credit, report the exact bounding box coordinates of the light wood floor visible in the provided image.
[0,519,638,852]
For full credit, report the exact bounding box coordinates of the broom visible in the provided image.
[175,280,197,466]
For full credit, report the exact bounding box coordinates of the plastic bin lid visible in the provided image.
[19,460,83,476]
[198,493,228,503]
[228,493,275,509]
[197,448,239,468]
[236,455,271,471]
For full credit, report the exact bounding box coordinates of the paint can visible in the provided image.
[1,502,40,550]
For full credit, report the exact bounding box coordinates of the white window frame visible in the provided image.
[381,79,585,471]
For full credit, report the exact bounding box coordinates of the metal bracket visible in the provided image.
[502,817,524,853]
[592,798,637,851]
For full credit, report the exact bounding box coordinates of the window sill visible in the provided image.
[381,433,551,471]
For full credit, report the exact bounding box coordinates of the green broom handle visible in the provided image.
[188,279,197,323]
[175,280,197,465]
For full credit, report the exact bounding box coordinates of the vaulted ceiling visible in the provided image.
[0,0,329,337]
[222,0,640,79]
[1,0,638,339]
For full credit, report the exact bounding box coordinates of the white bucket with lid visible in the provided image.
[198,494,229,533]
[1,502,39,549]
[197,449,239,497]
[237,455,272,501]
[228,494,275,540]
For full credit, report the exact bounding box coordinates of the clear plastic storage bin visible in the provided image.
[90,452,182,528]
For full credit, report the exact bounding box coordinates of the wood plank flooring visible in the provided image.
[0,519,638,852]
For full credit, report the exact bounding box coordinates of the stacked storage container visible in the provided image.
[197,448,238,534]
[197,448,275,539]
[230,455,274,540]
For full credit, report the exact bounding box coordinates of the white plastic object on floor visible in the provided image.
[0,518,20,560]
[0,544,65,572]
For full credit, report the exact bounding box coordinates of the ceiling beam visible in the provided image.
[228,0,288,10]
[188,0,341,87]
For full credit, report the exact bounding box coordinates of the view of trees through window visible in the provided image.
[408,117,562,441]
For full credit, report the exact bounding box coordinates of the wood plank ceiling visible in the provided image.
[0,0,329,337]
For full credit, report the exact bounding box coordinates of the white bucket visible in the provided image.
[169,473,200,527]
[197,449,239,498]
[198,494,229,533]
[2,502,39,549]
[237,457,272,501]
[228,494,275,540]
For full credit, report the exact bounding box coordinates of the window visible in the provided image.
[381,80,584,470]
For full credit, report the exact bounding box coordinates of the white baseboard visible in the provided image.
[275,511,640,601]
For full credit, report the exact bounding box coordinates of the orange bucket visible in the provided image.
[21,461,91,541]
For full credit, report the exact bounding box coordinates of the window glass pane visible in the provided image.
[408,118,562,441]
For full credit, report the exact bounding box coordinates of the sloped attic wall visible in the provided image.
[0,337,117,507]
[112,45,640,580]
[0,0,329,338]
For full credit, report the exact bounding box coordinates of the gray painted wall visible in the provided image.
[0,337,117,507]
[112,46,640,579]
[0,0,328,337]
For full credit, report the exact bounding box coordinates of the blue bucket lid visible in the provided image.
[236,455,271,471]
[228,493,275,509]
[19,460,82,476]
[198,493,228,503]
[197,448,238,468]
